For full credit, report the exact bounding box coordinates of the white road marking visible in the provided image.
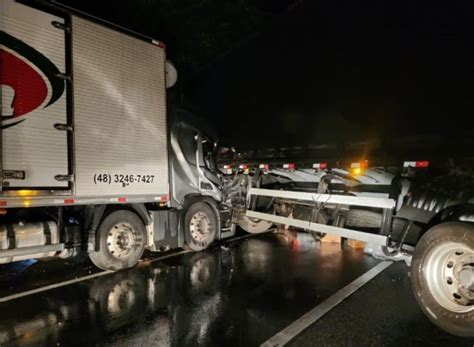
[261,261,393,347]
[0,231,264,304]
[0,270,114,303]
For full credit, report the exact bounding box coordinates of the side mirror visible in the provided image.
[165,60,178,88]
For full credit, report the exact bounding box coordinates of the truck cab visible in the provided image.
[169,110,223,209]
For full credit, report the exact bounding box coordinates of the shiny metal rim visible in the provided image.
[106,222,138,258]
[189,212,211,242]
[424,241,474,313]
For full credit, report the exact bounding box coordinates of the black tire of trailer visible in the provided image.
[345,209,421,245]
[411,222,474,337]
[89,210,146,271]
[182,201,217,251]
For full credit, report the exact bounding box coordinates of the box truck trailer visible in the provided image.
[1,0,472,338]
[0,0,257,271]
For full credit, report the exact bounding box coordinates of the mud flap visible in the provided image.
[152,210,181,251]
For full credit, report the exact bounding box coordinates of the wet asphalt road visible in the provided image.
[0,230,471,346]
[289,261,474,347]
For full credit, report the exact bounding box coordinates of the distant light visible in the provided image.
[222,165,233,174]
[18,190,37,197]
[351,161,369,169]
[313,163,328,169]
[403,160,429,168]
[351,167,362,176]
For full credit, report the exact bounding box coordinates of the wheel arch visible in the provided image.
[416,202,474,241]
[410,221,474,337]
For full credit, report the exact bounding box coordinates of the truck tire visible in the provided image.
[345,209,421,244]
[183,202,217,251]
[89,210,146,271]
[411,222,474,337]
[237,214,273,234]
[345,209,384,228]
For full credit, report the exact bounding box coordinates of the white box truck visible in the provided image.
[0,0,251,271]
[1,0,472,338]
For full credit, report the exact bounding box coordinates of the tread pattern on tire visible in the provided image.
[411,222,474,337]
[183,201,217,251]
[89,210,146,271]
[345,209,421,244]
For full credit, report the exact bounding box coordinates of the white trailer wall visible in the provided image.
[1,0,68,188]
[72,16,169,197]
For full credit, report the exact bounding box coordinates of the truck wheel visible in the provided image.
[237,214,273,234]
[183,202,217,251]
[411,222,474,337]
[89,210,146,271]
[345,209,421,244]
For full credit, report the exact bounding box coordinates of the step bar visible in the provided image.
[248,188,395,209]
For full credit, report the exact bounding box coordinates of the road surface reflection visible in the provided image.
[0,232,377,346]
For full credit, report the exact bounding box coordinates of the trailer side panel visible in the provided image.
[72,16,169,196]
[1,0,68,188]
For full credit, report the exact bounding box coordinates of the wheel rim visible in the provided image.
[424,241,474,313]
[189,211,211,242]
[106,222,138,258]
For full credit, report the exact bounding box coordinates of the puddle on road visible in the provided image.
[0,231,378,346]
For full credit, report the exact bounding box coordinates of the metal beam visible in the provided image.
[249,188,395,209]
[0,244,64,258]
[246,210,388,245]
[0,194,169,209]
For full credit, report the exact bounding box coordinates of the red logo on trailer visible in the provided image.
[1,31,65,129]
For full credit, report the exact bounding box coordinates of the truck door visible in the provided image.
[1,0,69,189]
[198,135,221,188]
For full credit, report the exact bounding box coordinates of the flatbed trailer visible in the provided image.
[242,176,473,337]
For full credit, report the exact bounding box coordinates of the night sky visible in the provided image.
[58,0,473,150]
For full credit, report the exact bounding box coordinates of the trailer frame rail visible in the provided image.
[246,188,395,246]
